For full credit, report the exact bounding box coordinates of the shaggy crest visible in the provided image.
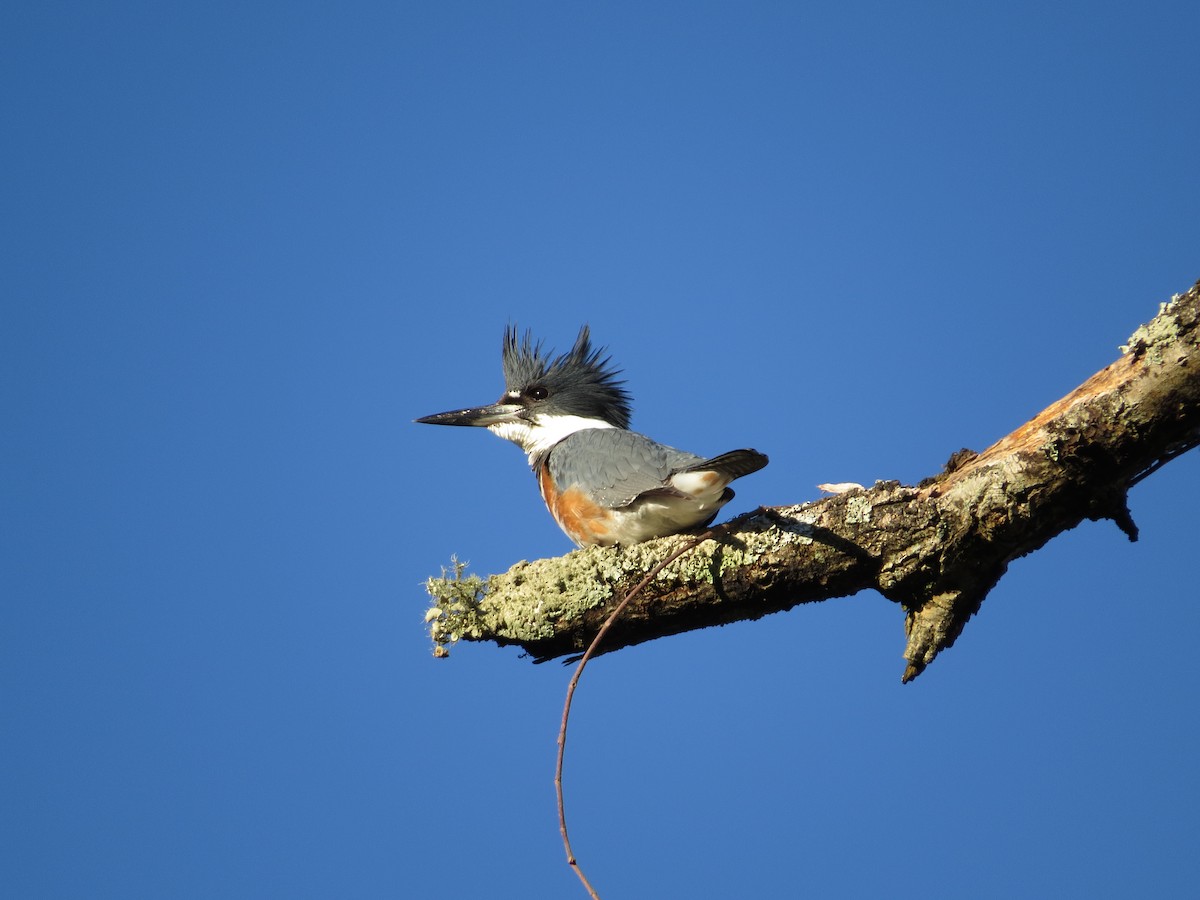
[501,325,632,429]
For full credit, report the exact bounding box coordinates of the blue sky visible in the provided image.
[4,2,1199,897]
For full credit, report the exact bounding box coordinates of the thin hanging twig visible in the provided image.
[555,528,716,899]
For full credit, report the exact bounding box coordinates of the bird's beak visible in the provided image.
[414,402,524,428]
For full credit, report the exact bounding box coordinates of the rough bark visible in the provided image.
[425,281,1200,681]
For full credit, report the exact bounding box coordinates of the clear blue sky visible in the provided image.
[4,2,1198,897]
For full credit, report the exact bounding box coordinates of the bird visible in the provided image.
[414,325,768,547]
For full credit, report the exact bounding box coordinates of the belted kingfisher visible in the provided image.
[415,326,768,547]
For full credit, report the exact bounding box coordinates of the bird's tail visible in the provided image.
[678,449,769,481]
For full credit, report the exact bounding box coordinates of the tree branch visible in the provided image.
[425,281,1200,681]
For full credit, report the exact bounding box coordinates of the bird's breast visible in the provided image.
[537,464,615,546]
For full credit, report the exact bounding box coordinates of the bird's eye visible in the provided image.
[527,386,549,401]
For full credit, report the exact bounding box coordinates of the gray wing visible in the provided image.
[546,429,706,509]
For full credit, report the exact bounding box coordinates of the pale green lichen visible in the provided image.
[489,544,620,635]
[765,506,818,545]
[424,557,488,655]
[844,494,872,525]
[1120,293,1185,361]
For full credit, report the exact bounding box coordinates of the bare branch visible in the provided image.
[426,281,1200,681]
